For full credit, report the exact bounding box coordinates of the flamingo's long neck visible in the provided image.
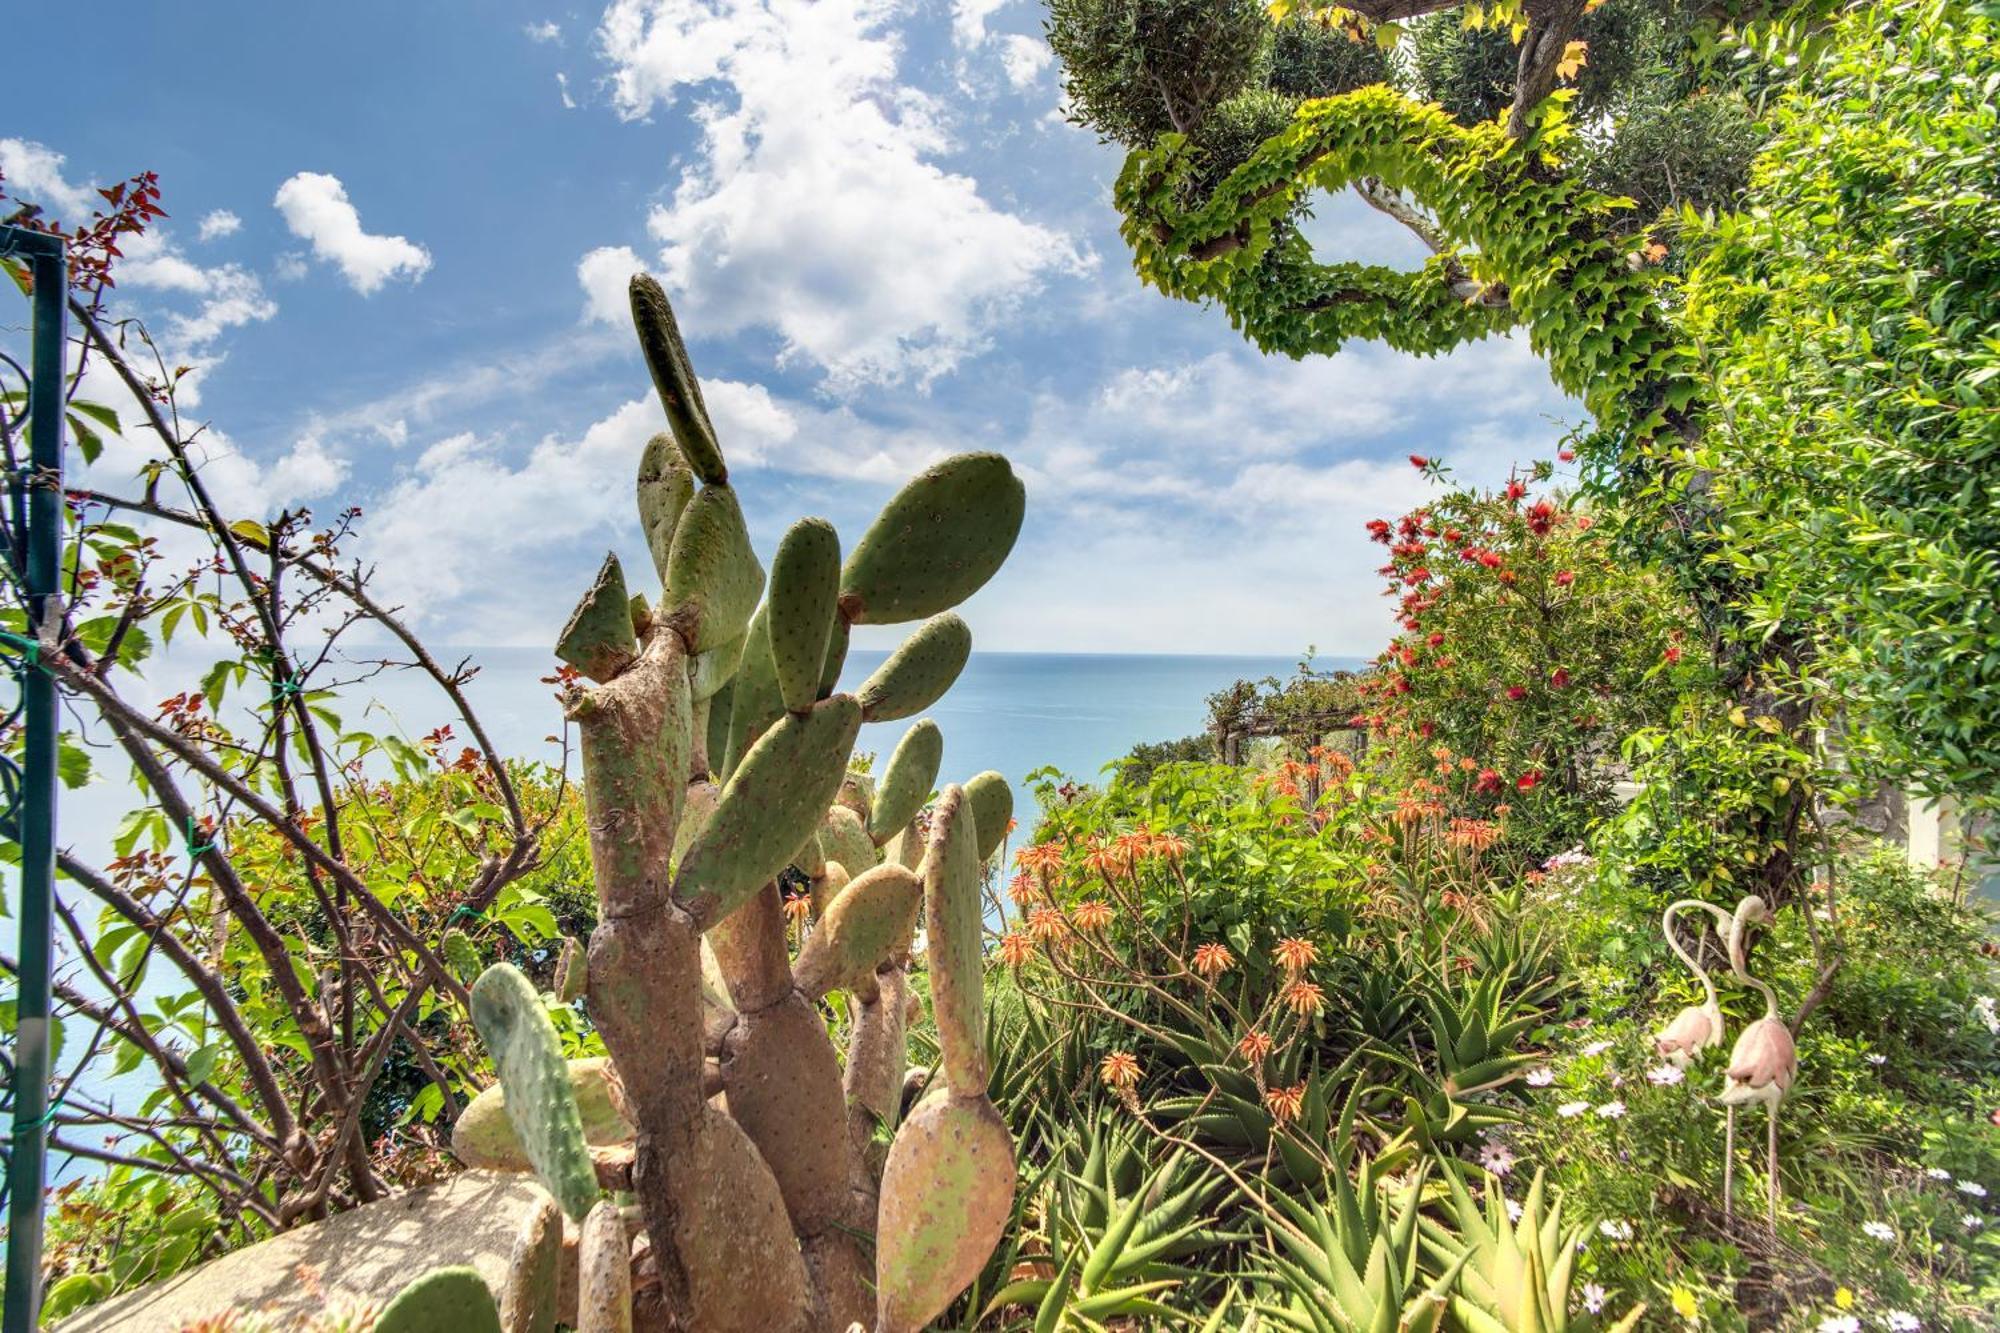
[1726,905,1782,1022]
[1662,899,1726,1011]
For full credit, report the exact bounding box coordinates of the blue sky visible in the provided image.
[5,0,1579,656]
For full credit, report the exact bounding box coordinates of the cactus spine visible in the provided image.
[463,275,1024,1332]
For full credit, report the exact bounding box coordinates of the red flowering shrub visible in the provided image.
[1356,461,1700,859]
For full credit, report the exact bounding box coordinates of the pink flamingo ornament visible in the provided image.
[1717,894,1797,1224]
[1656,898,1730,1066]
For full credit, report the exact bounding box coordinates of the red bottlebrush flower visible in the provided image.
[1516,771,1543,791]
[1401,617,1421,631]
[1664,646,1682,664]
[1409,454,1429,469]
[1418,721,1435,738]
[1366,519,1392,543]
[1550,668,1570,689]
[1505,478,1527,502]
[1527,499,1556,535]
[1477,550,1504,569]
[1555,569,1575,586]
[1444,528,1463,544]
[1498,570,1518,585]
[1576,515,1594,531]
[1558,448,1576,462]
[1427,632,1445,647]
[1506,685,1527,701]
[1399,647,1419,667]
[1403,567,1431,585]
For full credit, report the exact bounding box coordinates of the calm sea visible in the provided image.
[343,647,1324,792]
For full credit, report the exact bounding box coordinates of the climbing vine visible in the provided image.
[1114,84,1701,469]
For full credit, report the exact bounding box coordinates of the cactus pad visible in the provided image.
[874,1095,1017,1333]
[792,863,922,999]
[963,770,1014,863]
[375,1265,503,1333]
[819,804,878,881]
[636,433,696,579]
[870,721,943,846]
[688,631,746,703]
[856,613,972,723]
[576,1199,633,1333]
[556,554,638,683]
[469,964,602,1221]
[674,694,864,926]
[663,485,764,652]
[499,1192,562,1333]
[630,275,726,484]
[922,786,987,1096]
[838,452,1025,624]
[768,518,841,715]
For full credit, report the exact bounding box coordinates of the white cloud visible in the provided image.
[557,71,578,108]
[598,0,1088,391]
[272,172,433,295]
[951,0,1012,48]
[999,35,1052,89]
[578,245,645,324]
[525,19,563,41]
[0,138,95,218]
[197,209,242,241]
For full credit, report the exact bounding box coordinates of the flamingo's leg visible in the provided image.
[1723,1104,1736,1221]
[1767,1104,1780,1226]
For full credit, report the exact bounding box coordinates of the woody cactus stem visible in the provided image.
[479,273,1024,1333]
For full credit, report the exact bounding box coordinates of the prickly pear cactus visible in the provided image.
[459,274,1024,1333]
[375,1265,503,1333]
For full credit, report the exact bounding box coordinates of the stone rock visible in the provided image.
[54,1171,553,1332]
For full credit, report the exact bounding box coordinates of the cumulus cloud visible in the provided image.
[197,209,242,241]
[577,244,645,323]
[597,0,1088,390]
[999,35,1052,89]
[525,19,563,41]
[951,0,1013,48]
[272,172,433,294]
[0,138,95,217]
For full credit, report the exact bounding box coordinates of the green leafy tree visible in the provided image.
[1680,0,2000,807]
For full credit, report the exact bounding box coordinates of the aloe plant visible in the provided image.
[1254,1158,1465,1333]
[981,1123,1237,1329]
[1419,1166,1645,1333]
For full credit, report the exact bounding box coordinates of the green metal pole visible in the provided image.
[3,227,67,1333]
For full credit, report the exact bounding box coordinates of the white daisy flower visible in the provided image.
[1598,1219,1634,1241]
[1558,1100,1590,1118]
[1581,1283,1606,1314]
[1962,1213,1984,1231]
[1956,1180,1988,1198]
[1479,1142,1517,1177]
[1926,1168,1952,1181]
[1506,1198,1524,1222]
[1595,1100,1627,1119]
[1973,995,1999,1035]
[1647,1064,1685,1086]
[1581,1040,1613,1057]
[1883,1312,1920,1332]
[1526,1066,1555,1087]
[1818,1317,1860,1333]
[1865,1053,1887,1066]
[1861,1221,1894,1241]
